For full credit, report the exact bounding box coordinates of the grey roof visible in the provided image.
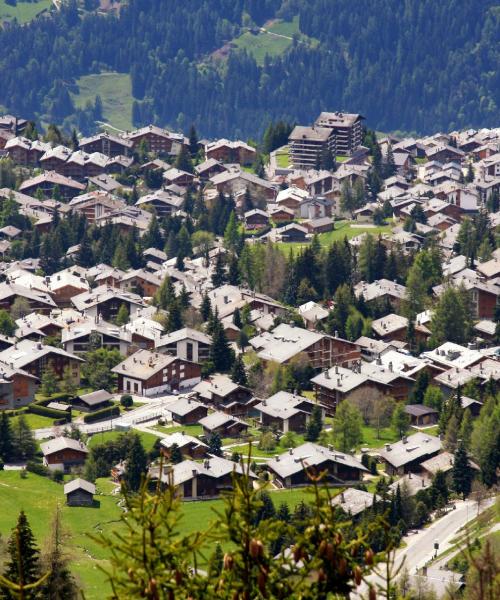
[157,327,211,348]
[160,432,208,450]
[289,125,333,142]
[331,488,380,516]
[0,339,83,371]
[111,349,177,380]
[157,455,255,486]
[250,323,325,364]
[198,411,247,431]
[404,404,439,417]
[72,285,146,312]
[378,433,442,469]
[78,389,114,406]
[267,443,367,479]
[63,478,96,496]
[193,374,246,400]
[167,396,206,417]
[255,391,314,420]
[41,437,89,457]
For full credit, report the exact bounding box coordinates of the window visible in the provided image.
[186,342,193,362]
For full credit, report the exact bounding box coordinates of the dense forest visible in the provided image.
[0,0,498,137]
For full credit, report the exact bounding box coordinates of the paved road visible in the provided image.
[33,393,181,440]
[356,497,495,597]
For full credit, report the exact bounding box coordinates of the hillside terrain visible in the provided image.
[0,0,498,137]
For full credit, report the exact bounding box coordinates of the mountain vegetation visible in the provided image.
[0,0,498,137]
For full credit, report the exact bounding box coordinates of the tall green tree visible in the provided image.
[122,434,148,493]
[452,442,473,499]
[0,412,13,461]
[332,402,362,453]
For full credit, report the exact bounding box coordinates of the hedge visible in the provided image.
[83,405,120,424]
[33,392,72,407]
[29,404,70,422]
[26,461,49,477]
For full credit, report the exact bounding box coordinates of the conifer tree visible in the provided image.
[452,442,472,499]
[122,434,148,493]
[12,415,36,461]
[200,292,212,322]
[169,443,183,465]
[0,412,13,461]
[165,299,183,333]
[209,318,234,372]
[174,145,194,173]
[188,124,198,157]
[305,405,323,442]
[208,432,222,457]
[76,230,93,268]
[230,354,247,386]
[0,309,16,337]
[1,511,42,600]
[211,253,226,288]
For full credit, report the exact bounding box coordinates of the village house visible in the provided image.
[404,404,439,427]
[79,131,133,157]
[5,136,51,166]
[199,411,249,438]
[192,374,255,416]
[205,139,256,166]
[112,349,201,396]
[119,269,162,298]
[0,362,39,410]
[41,437,89,473]
[71,389,114,413]
[267,443,367,488]
[207,284,287,321]
[0,339,83,382]
[156,327,212,363]
[135,190,184,218]
[152,455,255,500]
[354,279,407,311]
[160,432,208,460]
[0,282,57,314]
[331,488,381,519]
[124,125,186,155]
[19,171,86,200]
[210,169,277,202]
[69,191,126,223]
[254,391,320,433]
[195,158,227,180]
[378,432,442,476]
[64,478,96,507]
[71,285,147,321]
[244,208,270,230]
[166,396,208,425]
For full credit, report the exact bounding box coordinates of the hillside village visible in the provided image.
[0,111,498,598]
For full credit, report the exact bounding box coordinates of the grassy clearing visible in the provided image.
[279,221,393,253]
[87,429,159,451]
[10,412,57,430]
[0,0,52,23]
[275,146,290,168]
[155,424,204,437]
[232,29,292,65]
[360,425,399,449]
[71,72,134,132]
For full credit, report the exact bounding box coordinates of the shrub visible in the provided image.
[120,394,133,409]
[83,405,120,424]
[29,404,69,422]
[51,470,64,483]
[26,461,49,477]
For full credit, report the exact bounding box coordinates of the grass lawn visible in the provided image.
[275,146,290,168]
[11,412,57,430]
[155,424,204,437]
[279,221,393,253]
[232,30,292,66]
[0,471,123,600]
[71,72,134,132]
[87,429,159,452]
[336,155,349,163]
[0,0,52,23]
[360,425,399,450]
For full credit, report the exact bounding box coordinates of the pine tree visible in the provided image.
[211,253,226,288]
[165,299,183,333]
[230,355,247,386]
[208,432,222,457]
[332,402,363,452]
[391,404,410,438]
[40,365,59,397]
[77,230,93,267]
[40,506,79,600]
[227,253,241,285]
[155,276,175,310]
[200,292,212,322]
[452,442,472,499]
[0,309,16,337]
[169,443,183,465]
[1,511,42,600]
[12,416,36,461]
[115,303,129,326]
[122,435,148,493]
[209,318,234,372]
[188,124,198,157]
[232,308,242,329]
[305,405,323,442]
[174,145,194,174]
[0,412,13,461]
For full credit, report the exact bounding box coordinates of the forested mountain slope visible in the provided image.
[0,0,498,137]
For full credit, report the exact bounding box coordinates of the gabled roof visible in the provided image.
[41,437,89,457]
[111,349,178,380]
[198,411,247,431]
[157,327,211,349]
[63,478,95,495]
[166,396,206,417]
[378,433,441,469]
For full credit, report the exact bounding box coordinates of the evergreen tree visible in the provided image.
[76,230,94,268]
[230,355,247,386]
[223,212,240,253]
[305,405,323,442]
[174,145,194,174]
[452,442,472,499]
[332,402,362,452]
[211,253,226,288]
[1,511,42,600]
[232,307,242,329]
[40,506,79,600]
[0,309,16,337]
[200,292,212,322]
[165,299,183,333]
[40,365,59,397]
[169,443,183,465]
[122,434,148,493]
[155,276,175,310]
[0,412,13,461]
[391,404,410,438]
[208,432,222,457]
[115,303,129,326]
[188,124,198,157]
[209,318,234,372]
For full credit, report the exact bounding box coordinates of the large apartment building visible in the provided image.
[314,111,365,156]
[288,125,336,170]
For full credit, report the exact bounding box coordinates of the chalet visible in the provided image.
[119,269,162,297]
[207,284,287,321]
[0,225,21,240]
[268,222,308,243]
[297,301,329,330]
[124,125,186,155]
[378,433,442,476]
[5,137,50,166]
[124,315,163,351]
[371,313,430,345]
[393,149,415,176]
[354,279,407,311]
[88,173,123,194]
[192,374,255,416]
[64,478,96,507]
[195,158,227,180]
[303,216,334,234]
[433,278,500,320]
[276,186,311,213]
[143,247,168,266]
[331,488,381,518]
[210,170,277,202]
[153,455,255,499]
[166,396,208,425]
[0,339,83,382]
[255,391,320,433]
[425,144,465,164]
[135,190,184,217]
[404,404,439,427]
[112,349,201,396]
[268,205,295,223]
[0,362,38,410]
[250,324,358,370]
[244,208,269,230]
[41,437,89,473]
[199,411,249,438]
[156,327,212,363]
[72,389,114,412]
[420,451,479,481]
[19,171,86,200]
[0,282,57,314]
[205,139,256,166]
[160,432,208,460]
[162,167,195,187]
[267,443,367,488]
[79,132,133,157]
[71,285,147,321]
[69,191,125,223]
[421,342,485,372]
[39,145,73,173]
[48,270,90,307]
